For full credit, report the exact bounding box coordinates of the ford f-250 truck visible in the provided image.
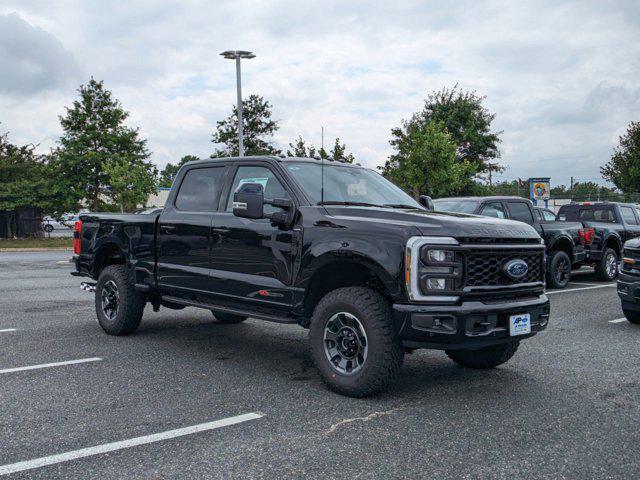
[72,156,550,397]
[433,196,589,289]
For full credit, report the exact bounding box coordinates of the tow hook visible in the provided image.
[81,282,96,292]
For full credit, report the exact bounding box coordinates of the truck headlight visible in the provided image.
[405,237,462,301]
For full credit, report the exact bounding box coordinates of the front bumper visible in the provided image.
[393,295,550,350]
[617,270,640,311]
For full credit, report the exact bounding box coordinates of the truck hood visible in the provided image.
[324,206,540,240]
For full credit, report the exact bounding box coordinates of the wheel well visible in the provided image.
[550,238,573,259]
[604,237,622,258]
[303,261,390,321]
[93,243,125,279]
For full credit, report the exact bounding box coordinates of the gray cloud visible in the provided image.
[0,13,80,95]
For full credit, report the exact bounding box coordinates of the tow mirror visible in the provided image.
[419,195,435,211]
[233,183,264,219]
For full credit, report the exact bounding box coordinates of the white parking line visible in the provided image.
[547,284,616,295]
[0,412,263,476]
[0,357,102,375]
[0,328,17,333]
[609,318,627,324]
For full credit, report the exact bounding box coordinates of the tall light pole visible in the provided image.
[220,50,255,157]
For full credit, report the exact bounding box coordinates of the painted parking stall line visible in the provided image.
[547,284,616,295]
[609,318,627,324]
[0,357,102,375]
[0,329,17,333]
[0,412,264,476]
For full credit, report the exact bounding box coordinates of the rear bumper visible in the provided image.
[393,295,550,350]
[617,271,640,311]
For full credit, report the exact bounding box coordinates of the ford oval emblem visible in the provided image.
[504,259,528,280]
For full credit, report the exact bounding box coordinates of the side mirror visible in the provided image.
[233,183,264,219]
[419,195,434,211]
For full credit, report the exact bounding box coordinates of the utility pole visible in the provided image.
[220,50,255,156]
[570,176,574,201]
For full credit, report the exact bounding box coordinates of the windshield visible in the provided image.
[284,162,421,208]
[433,199,479,214]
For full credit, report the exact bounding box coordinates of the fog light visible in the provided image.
[427,278,447,290]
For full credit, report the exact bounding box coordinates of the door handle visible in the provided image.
[160,225,176,232]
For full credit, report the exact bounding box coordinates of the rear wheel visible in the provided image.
[446,342,519,369]
[595,247,618,281]
[43,223,54,233]
[546,250,571,289]
[211,311,247,324]
[95,265,145,335]
[309,287,404,397]
[623,309,640,324]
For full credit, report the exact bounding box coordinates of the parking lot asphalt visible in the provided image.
[1,251,639,479]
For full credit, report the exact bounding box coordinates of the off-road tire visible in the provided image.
[623,309,640,324]
[547,250,571,289]
[211,311,247,324]
[595,247,618,281]
[446,342,519,369]
[309,287,404,397]
[95,265,145,335]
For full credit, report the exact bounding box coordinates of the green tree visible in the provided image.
[329,137,355,163]
[381,122,474,199]
[159,155,199,188]
[0,132,61,237]
[286,136,318,158]
[393,85,502,180]
[601,121,640,194]
[212,94,280,157]
[104,157,158,212]
[56,78,154,211]
[286,135,355,162]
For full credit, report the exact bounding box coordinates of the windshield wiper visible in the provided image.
[317,201,382,208]
[382,203,420,209]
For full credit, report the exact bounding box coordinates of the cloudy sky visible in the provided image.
[1,0,639,187]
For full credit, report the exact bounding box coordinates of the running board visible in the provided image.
[80,282,96,292]
[161,295,296,324]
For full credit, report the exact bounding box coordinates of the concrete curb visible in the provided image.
[0,248,74,252]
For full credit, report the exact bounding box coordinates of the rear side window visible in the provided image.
[479,202,506,219]
[620,206,638,225]
[541,209,557,222]
[579,207,618,223]
[175,167,227,212]
[507,202,534,225]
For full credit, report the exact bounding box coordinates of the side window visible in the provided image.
[175,167,226,212]
[542,210,557,222]
[534,209,543,221]
[620,206,638,225]
[226,166,290,215]
[479,202,506,219]
[507,202,535,225]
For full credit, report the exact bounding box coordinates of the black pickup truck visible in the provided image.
[73,156,550,397]
[557,202,640,281]
[433,196,588,288]
[617,237,640,324]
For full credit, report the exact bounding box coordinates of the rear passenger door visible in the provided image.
[157,164,229,295]
[505,200,541,234]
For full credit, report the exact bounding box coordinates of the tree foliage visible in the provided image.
[159,155,199,188]
[286,135,355,162]
[104,157,158,212]
[0,131,61,236]
[381,122,474,198]
[601,121,640,193]
[212,95,281,157]
[55,78,155,211]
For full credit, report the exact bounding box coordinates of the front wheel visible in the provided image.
[309,287,404,397]
[95,265,145,335]
[547,250,571,289]
[623,309,640,324]
[43,224,54,233]
[446,342,519,369]
[595,247,618,281]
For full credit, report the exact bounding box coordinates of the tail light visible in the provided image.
[73,221,82,254]
[578,228,595,245]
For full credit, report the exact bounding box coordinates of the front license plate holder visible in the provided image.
[509,313,531,336]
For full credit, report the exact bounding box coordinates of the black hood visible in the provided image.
[324,206,540,240]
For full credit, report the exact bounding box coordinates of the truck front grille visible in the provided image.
[463,247,545,288]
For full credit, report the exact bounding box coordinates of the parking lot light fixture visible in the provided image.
[220,50,256,157]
